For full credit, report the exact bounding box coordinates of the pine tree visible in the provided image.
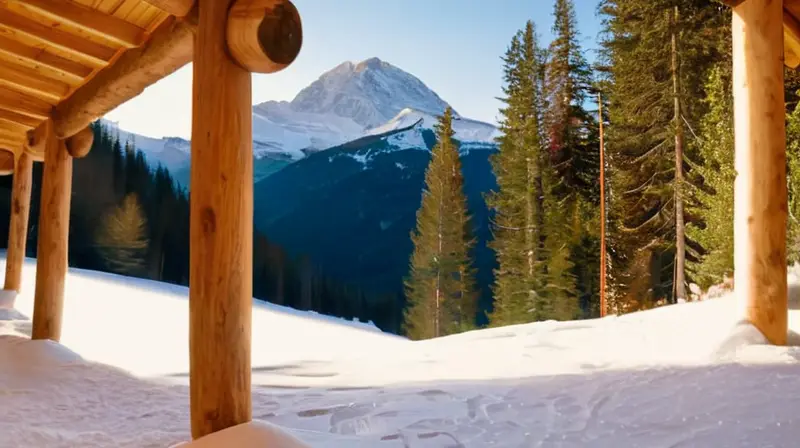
[786,92,800,262]
[544,0,598,318]
[487,23,547,326]
[598,0,728,310]
[403,107,478,340]
[688,65,734,288]
[95,193,150,275]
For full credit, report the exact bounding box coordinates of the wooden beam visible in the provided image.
[10,0,146,49]
[142,0,196,18]
[0,86,52,119]
[0,35,91,84]
[0,9,117,67]
[0,149,13,175]
[45,14,196,139]
[31,120,72,342]
[4,151,32,291]
[190,0,252,439]
[226,0,302,74]
[784,10,800,69]
[732,0,788,345]
[0,58,70,102]
[0,136,23,150]
[65,125,93,158]
[0,108,40,129]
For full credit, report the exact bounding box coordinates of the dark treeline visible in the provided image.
[0,122,399,331]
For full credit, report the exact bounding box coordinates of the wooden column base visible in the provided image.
[31,122,73,342]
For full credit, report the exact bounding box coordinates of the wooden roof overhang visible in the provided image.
[0,0,197,173]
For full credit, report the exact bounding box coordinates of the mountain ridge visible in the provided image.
[104,57,499,186]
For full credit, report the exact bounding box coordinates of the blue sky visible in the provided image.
[105,0,603,139]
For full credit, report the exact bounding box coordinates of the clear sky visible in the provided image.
[104,0,603,140]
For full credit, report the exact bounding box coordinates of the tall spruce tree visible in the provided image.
[403,107,478,340]
[545,0,599,318]
[598,0,728,311]
[687,65,734,288]
[487,23,548,326]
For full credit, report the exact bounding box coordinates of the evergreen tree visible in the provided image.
[488,21,580,326]
[487,24,546,326]
[786,92,800,262]
[598,0,728,311]
[403,107,478,340]
[95,193,150,275]
[544,0,599,318]
[687,65,734,288]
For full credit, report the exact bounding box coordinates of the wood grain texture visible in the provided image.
[4,150,32,291]
[48,14,196,139]
[141,0,195,17]
[31,120,72,341]
[0,34,92,85]
[0,85,51,119]
[189,0,253,439]
[10,0,147,48]
[0,58,70,102]
[65,125,93,158]
[227,0,301,73]
[784,10,800,68]
[732,0,788,345]
[0,9,117,67]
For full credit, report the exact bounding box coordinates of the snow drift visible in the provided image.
[2,256,800,447]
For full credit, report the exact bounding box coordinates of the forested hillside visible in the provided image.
[0,123,398,332]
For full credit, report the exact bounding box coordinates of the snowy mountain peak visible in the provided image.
[287,57,454,128]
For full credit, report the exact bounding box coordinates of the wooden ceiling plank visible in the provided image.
[141,0,195,18]
[0,58,71,102]
[48,13,196,138]
[0,85,52,119]
[11,0,146,48]
[0,35,91,84]
[0,127,24,140]
[0,108,41,128]
[0,10,117,67]
[0,137,24,152]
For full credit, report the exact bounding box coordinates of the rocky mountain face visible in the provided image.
[110,57,497,187]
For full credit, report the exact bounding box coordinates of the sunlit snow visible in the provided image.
[2,256,800,447]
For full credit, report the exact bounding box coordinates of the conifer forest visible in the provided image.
[0,0,786,339]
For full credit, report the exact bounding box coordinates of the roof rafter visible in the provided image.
[0,108,41,129]
[0,85,52,119]
[9,0,147,49]
[142,0,195,18]
[0,9,117,67]
[46,12,197,139]
[0,58,70,102]
[0,34,91,84]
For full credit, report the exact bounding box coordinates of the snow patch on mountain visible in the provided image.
[104,57,499,180]
[290,58,453,128]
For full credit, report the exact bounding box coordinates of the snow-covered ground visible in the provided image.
[2,257,800,447]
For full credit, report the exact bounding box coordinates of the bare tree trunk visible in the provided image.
[671,6,687,302]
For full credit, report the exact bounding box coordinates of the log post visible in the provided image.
[4,151,33,292]
[732,0,788,345]
[31,121,72,342]
[189,0,253,439]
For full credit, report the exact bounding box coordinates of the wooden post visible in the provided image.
[189,0,253,439]
[598,92,606,317]
[31,121,73,341]
[732,0,788,345]
[4,151,33,292]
